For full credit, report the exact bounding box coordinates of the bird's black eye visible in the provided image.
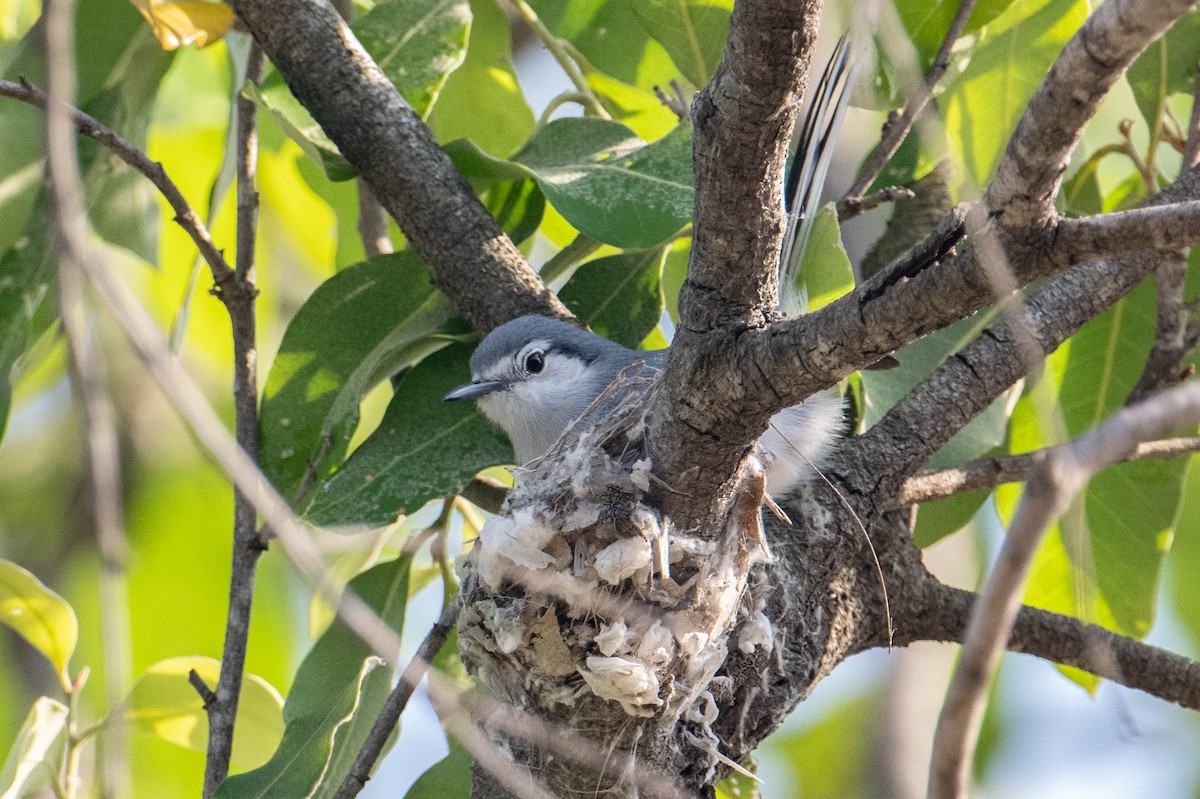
[524,350,546,374]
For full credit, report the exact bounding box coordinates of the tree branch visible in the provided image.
[1130,249,1196,402]
[45,3,132,790]
[1052,200,1200,260]
[0,77,235,285]
[227,0,569,332]
[334,602,459,799]
[842,166,1200,491]
[838,0,977,217]
[895,435,1200,505]
[986,0,1198,232]
[649,0,824,527]
[898,579,1200,711]
[204,43,266,797]
[927,380,1200,799]
[1185,65,1200,169]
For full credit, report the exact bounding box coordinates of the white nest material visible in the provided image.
[595,537,652,585]
[458,370,777,734]
[578,656,663,717]
[595,620,628,656]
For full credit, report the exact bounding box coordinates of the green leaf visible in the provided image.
[1052,278,1184,636]
[559,248,666,348]
[304,344,514,527]
[0,0,172,255]
[514,119,693,249]
[0,559,77,686]
[895,0,1018,69]
[630,0,732,87]
[0,198,57,443]
[124,657,285,771]
[484,179,545,245]
[429,0,533,156]
[1168,456,1200,650]
[860,310,1017,470]
[585,72,681,140]
[792,203,855,312]
[248,75,356,181]
[941,0,1088,188]
[403,742,472,799]
[914,488,991,548]
[216,555,412,797]
[526,0,678,90]
[1125,11,1200,133]
[0,697,68,799]
[353,0,471,120]
[259,253,455,502]
[761,692,874,798]
[443,139,533,186]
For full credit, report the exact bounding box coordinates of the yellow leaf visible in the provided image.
[0,560,77,689]
[130,0,234,50]
[124,656,285,770]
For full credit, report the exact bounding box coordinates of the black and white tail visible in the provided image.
[779,35,859,315]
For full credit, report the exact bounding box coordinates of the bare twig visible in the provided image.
[987,0,1197,232]
[927,381,1200,799]
[188,670,218,707]
[356,180,394,257]
[1185,65,1200,169]
[896,435,1200,506]
[333,602,459,799]
[839,0,977,217]
[507,0,610,120]
[203,43,266,797]
[837,185,915,219]
[45,1,131,794]
[58,238,134,799]
[0,78,235,286]
[1130,250,1194,403]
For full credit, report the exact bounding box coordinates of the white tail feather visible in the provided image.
[779,34,862,316]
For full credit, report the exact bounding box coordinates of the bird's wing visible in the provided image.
[779,34,860,316]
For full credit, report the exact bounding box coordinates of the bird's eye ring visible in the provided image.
[523,350,546,374]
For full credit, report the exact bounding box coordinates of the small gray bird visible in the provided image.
[444,315,844,496]
[444,37,858,495]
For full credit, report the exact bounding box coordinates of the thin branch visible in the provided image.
[896,577,1200,710]
[927,381,1200,799]
[1052,200,1200,261]
[228,0,569,331]
[831,162,1200,492]
[58,247,133,799]
[356,180,394,257]
[188,670,218,707]
[204,43,266,797]
[837,185,915,219]
[1185,63,1200,169]
[44,0,131,794]
[896,435,1200,506]
[333,602,459,799]
[0,78,235,286]
[838,0,977,216]
[986,0,1197,231]
[1130,250,1194,403]
[508,0,610,120]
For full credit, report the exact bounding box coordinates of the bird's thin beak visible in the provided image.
[444,379,505,401]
